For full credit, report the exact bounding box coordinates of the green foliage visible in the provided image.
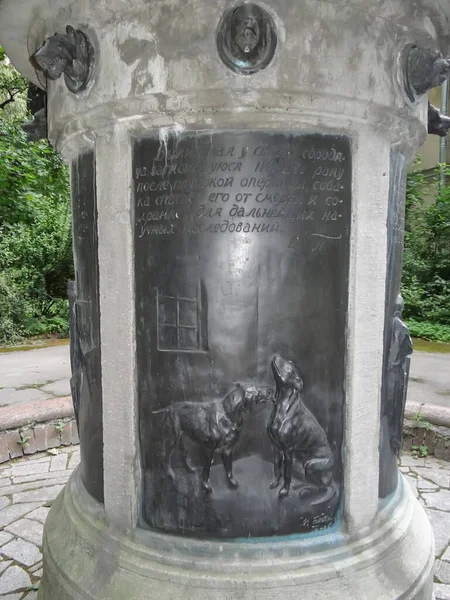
[406,319,450,343]
[411,445,428,458]
[0,45,27,117]
[402,159,450,340]
[0,48,72,344]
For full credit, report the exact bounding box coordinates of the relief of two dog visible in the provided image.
[154,354,334,497]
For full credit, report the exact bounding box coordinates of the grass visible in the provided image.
[412,337,450,354]
[0,336,69,353]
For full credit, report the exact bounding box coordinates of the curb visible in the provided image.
[0,398,449,465]
[405,401,450,428]
[0,396,78,464]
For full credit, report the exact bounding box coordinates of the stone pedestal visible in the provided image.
[1,0,448,598]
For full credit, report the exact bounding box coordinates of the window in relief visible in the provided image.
[156,283,207,352]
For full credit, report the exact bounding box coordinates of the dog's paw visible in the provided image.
[202,481,213,494]
[278,486,290,498]
[227,476,239,489]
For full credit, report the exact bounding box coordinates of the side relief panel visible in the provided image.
[70,151,104,503]
[379,150,411,499]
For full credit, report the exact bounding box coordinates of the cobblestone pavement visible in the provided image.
[0,449,450,599]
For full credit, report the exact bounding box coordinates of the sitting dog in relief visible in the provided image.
[267,354,334,498]
[154,384,270,493]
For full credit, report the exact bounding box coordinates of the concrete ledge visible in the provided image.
[0,397,79,464]
[405,401,450,428]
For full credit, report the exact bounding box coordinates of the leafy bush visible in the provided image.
[406,319,450,343]
[402,160,450,340]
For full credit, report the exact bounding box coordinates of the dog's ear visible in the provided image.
[293,376,304,392]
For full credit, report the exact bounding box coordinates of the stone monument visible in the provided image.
[0,1,449,598]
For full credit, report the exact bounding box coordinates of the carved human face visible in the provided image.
[394,294,404,318]
[232,6,263,55]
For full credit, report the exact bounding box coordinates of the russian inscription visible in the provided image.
[134,132,350,249]
[135,131,351,538]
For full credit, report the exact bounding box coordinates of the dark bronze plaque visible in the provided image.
[135,131,351,537]
[379,151,410,499]
[70,151,104,503]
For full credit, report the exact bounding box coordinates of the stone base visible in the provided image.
[38,469,434,600]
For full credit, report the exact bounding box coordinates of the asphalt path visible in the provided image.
[0,344,449,409]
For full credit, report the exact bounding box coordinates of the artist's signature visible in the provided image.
[288,232,343,251]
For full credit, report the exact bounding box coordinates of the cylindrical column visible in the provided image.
[1,0,448,597]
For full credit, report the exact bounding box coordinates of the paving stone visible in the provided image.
[33,568,43,578]
[49,453,68,472]
[0,435,10,463]
[441,546,450,562]
[436,560,450,585]
[70,421,79,444]
[404,474,419,498]
[423,490,450,511]
[68,450,80,470]
[1,538,42,567]
[0,530,13,546]
[60,423,72,446]
[29,561,43,573]
[46,427,60,449]
[413,467,450,489]
[24,592,38,600]
[13,484,64,504]
[426,509,450,556]
[25,507,50,524]
[436,584,450,600]
[0,565,31,594]
[6,518,43,546]
[0,503,42,528]
[2,594,24,600]
[0,559,13,574]
[0,475,12,488]
[11,461,49,478]
[0,496,11,510]
[0,476,71,498]
[13,470,73,484]
[22,429,38,456]
[399,467,410,473]
[33,426,47,452]
[0,465,12,476]
[400,455,426,467]
[417,477,440,492]
[4,431,24,460]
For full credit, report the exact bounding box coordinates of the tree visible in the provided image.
[0,46,28,114]
[0,46,73,343]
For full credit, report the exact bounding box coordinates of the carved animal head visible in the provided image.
[33,26,92,93]
[271,355,304,393]
[34,29,77,80]
[406,46,450,99]
[428,102,450,137]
